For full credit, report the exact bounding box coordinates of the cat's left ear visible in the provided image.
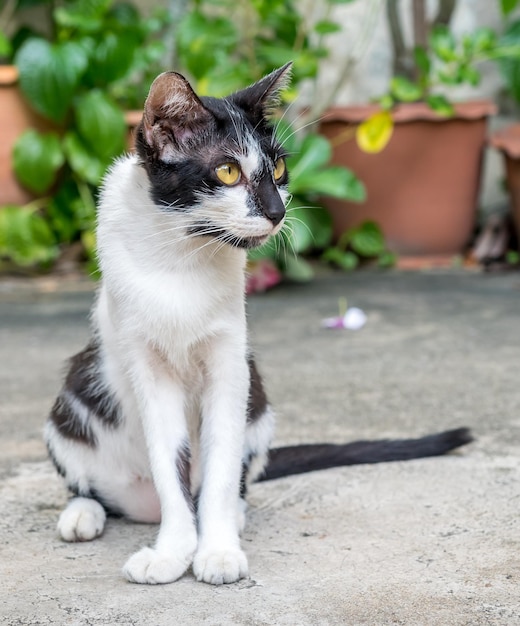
[141,71,214,159]
[229,62,292,120]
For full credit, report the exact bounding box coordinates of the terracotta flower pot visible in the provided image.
[489,124,520,243]
[124,110,142,151]
[0,65,52,206]
[320,101,497,255]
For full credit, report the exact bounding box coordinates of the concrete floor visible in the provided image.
[1,269,519,625]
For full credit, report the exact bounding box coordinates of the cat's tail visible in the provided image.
[258,427,473,481]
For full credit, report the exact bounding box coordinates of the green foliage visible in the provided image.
[498,18,520,105]
[377,13,520,115]
[500,0,520,16]
[2,0,368,280]
[0,204,58,268]
[322,221,396,271]
[0,0,170,270]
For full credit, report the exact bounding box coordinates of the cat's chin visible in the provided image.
[228,234,271,250]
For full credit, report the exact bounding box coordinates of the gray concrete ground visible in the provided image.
[0,269,519,626]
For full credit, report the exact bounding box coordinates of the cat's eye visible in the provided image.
[215,163,241,186]
[273,157,286,182]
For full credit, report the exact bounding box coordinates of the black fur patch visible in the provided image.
[246,356,268,424]
[49,340,121,446]
[177,443,195,515]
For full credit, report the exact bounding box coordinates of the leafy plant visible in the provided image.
[497,0,520,107]
[0,0,170,270]
[358,0,520,153]
[322,221,396,270]
[2,0,371,279]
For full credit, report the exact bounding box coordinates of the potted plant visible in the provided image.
[320,0,520,256]
[1,0,376,279]
[0,0,170,271]
[0,0,54,207]
[489,0,520,247]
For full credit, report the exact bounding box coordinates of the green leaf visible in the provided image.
[295,166,366,201]
[282,254,314,282]
[13,130,65,194]
[460,65,481,87]
[390,76,423,102]
[0,205,57,266]
[430,25,457,62]
[322,247,359,270]
[53,0,112,32]
[471,28,497,54]
[63,132,106,186]
[498,20,520,104]
[0,32,12,59]
[75,90,126,163]
[16,39,88,123]
[500,0,520,17]
[348,221,385,257]
[86,31,141,85]
[413,46,431,78]
[314,20,341,35]
[377,251,397,268]
[288,134,331,184]
[426,94,454,117]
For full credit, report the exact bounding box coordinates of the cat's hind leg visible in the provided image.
[57,497,106,542]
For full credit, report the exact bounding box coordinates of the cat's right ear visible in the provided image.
[229,62,293,121]
[141,72,214,160]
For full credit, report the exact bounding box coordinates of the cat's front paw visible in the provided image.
[58,497,106,542]
[193,547,248,585]
[122,547,192,584]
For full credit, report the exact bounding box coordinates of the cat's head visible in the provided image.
[135,63,292,249]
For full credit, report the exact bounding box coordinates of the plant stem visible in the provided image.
[0,0,17,35]
[412,0,428,49]
[433,0,456,27]
[387,0,410,78]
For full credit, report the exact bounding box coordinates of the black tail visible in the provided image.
[258,428,473,482]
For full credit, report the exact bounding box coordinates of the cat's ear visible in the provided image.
[141,71,214,159]
[229,62,292,120]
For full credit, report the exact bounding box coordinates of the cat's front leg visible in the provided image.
[122,359,197,585]
[193,334,249,585]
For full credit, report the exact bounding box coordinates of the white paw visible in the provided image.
[122,547,192,585]
[57,497,106,542]
[193,548,249,585]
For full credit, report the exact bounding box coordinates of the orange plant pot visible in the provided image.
[489,124,520,243]
[320,101,496,255]
[0,65,53,206]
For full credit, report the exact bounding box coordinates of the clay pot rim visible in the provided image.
[0,64,19,86]
[124,110,143,127]
[322,100,497,124]
[489,124,520,159]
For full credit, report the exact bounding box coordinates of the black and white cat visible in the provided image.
[45,63,471,586]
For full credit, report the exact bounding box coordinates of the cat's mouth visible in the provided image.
[188,223,276,250]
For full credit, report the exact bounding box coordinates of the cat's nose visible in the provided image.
[263,197,285,226]
[256,178,286,226]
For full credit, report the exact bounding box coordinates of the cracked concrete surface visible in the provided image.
[1,270,519,625]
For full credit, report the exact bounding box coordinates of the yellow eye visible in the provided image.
[274,157,286,182]
[215,163,241,186]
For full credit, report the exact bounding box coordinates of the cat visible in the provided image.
[44,63,472,586]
